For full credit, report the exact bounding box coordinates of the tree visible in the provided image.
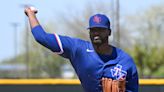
[125,4,164,78]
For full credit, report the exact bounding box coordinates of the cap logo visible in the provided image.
[93,15,101,24]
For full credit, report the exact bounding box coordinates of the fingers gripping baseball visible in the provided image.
[24,6,38,16]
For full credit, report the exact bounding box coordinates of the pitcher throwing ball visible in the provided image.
[24,6,138,92]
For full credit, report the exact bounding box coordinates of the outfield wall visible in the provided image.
[0,79,163,92]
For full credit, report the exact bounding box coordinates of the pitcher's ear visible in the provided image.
[108,29,111,36]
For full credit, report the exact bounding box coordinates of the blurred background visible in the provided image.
[0,0,164,79]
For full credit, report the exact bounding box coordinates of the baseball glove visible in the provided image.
[101,78,126,92]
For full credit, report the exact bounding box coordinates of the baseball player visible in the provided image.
[25,7,138,92]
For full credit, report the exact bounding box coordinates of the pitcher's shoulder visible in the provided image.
[116,47,134,62]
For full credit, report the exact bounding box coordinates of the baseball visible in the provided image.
[29,6,38,13]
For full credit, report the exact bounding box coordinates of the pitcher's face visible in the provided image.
[89,27,110,45]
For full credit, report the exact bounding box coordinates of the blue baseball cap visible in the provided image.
[88,14,111,30]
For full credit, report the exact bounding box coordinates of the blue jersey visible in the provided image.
[32,25,138,92]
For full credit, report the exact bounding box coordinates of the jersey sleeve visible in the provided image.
[32,25,80,59]
[126,59,139,92]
